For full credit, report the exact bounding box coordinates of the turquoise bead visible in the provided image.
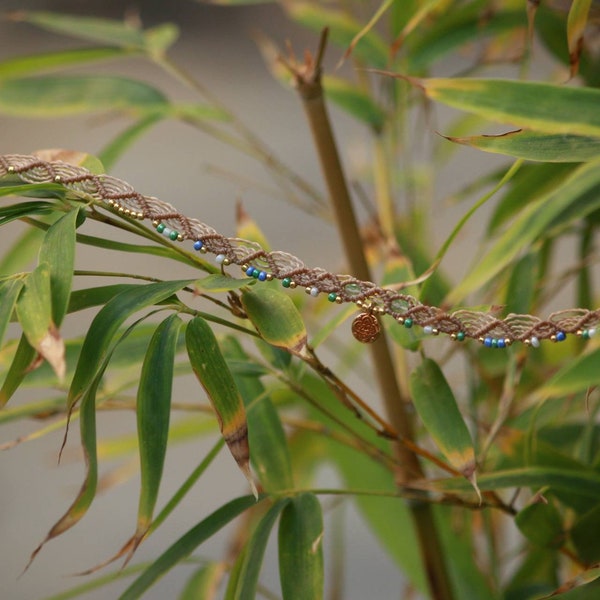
[282,278,292,288]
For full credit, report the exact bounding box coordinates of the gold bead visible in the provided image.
[289,281,296,289]
[7,166,15,173]
[266,273,273,281]
[54,175,62,182]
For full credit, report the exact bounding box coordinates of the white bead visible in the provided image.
[530,336,540,348]
[162,227,172,237]
[588,328,596,338]
[310,287,319,297]
[423,326,433,335]
[215,254,226,264]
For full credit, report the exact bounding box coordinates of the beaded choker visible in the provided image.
[1,153,598,348]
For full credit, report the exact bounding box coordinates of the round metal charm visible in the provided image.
[351,312,381,343]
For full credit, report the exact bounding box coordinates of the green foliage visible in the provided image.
[1,3,600,599]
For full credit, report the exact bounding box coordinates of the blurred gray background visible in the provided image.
[0,1,560,599]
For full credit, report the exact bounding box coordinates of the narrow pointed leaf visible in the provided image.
[136,315,183,535]
[405,76,600,137]
[516,502,564,548]
[99,113,164,170]
[0,334,36,407]
[323,75,385,131]
[195,274,255,292]
[40,208,79,327]
[0,75,168,118]
[11,11,147,48]
[241,287,307,356]
[445,130,600,162]
[0,278,24,348]
[537,347,600,399]
[27,375,100,568]
[567,0,592,78]
[186,317,255,495]
[221,336,293,492]
[15,262,65,379]
[144,24,180,56]
[68,280,193,409]
[226,499,290,599]
[570,504,600,563]
[120,496,257,600]
[448,159,600,303]
[278,493,324,600]
[286,3,388,68]
[410,359,475,478]
[429,467,600,499]
[0,200,55,221]
[67,284,138,314]
[0,47,135,79]
[180,562,223,600]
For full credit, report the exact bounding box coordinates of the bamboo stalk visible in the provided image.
[289,30,455,600]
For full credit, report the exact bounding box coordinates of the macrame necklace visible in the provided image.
[2,153,598,348]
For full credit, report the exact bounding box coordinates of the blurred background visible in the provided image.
[0,1,564,599]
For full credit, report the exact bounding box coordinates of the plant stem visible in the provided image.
[291,30,454,600]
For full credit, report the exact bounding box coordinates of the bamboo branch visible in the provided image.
[287,29,455,600]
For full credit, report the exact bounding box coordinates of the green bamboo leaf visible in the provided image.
[278,493,324,600]
[429,467,600,499]
[409,359,475,479]
[195,274,254,293]
[0,200,55,222]
[225,499,290,600]
[504,546,558,600]
[186,316,256,496]
[286,3,388,68]
[570,504,600,563]
[119,495,257,600]
[98,113,164,170]
[0,47,136,79]
[40,208,79,327]
[405,76,600,137]
[68,280,193,409]
[537,347,600,399]
[135,315,183,536]
[67,284,138,314]
[551,577,600,599]
[241,287,307,357]
[221,336,294,492]
[27,374,100,569]
[330,440,427,594]
[0,181,64,196]
[445,130,600,162]
[487,162,576,234]
[179,562,223,600]
[0,334,36,407]
[15,262,65,379]
[11,11,147,48]
[567,0,592,77]
[0,278,24,348]
[515,502,564,548]
[435,505,497,600]
[144,24,180,56]
[323,75,385,131]
[407,7,525,71]
[0,75,168,118]
[448,159,600,303]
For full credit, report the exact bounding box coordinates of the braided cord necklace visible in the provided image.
[2,153,599,348]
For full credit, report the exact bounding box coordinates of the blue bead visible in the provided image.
[193,240,203,251]
[497,339,506,349]
[555,331,566,342]
[484,337,493,348]
[246,266,255,277]
[258,271,267,281]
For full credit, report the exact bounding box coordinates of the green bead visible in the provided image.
[169,230,179,241]
[404,318,413,328]
[582,330,590,340]
[456,331,466,342]
[343,282,362,297]
[156,223,165,233]
[327,292,338,303]
[252,269,260,279]
[282,278,292,288]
